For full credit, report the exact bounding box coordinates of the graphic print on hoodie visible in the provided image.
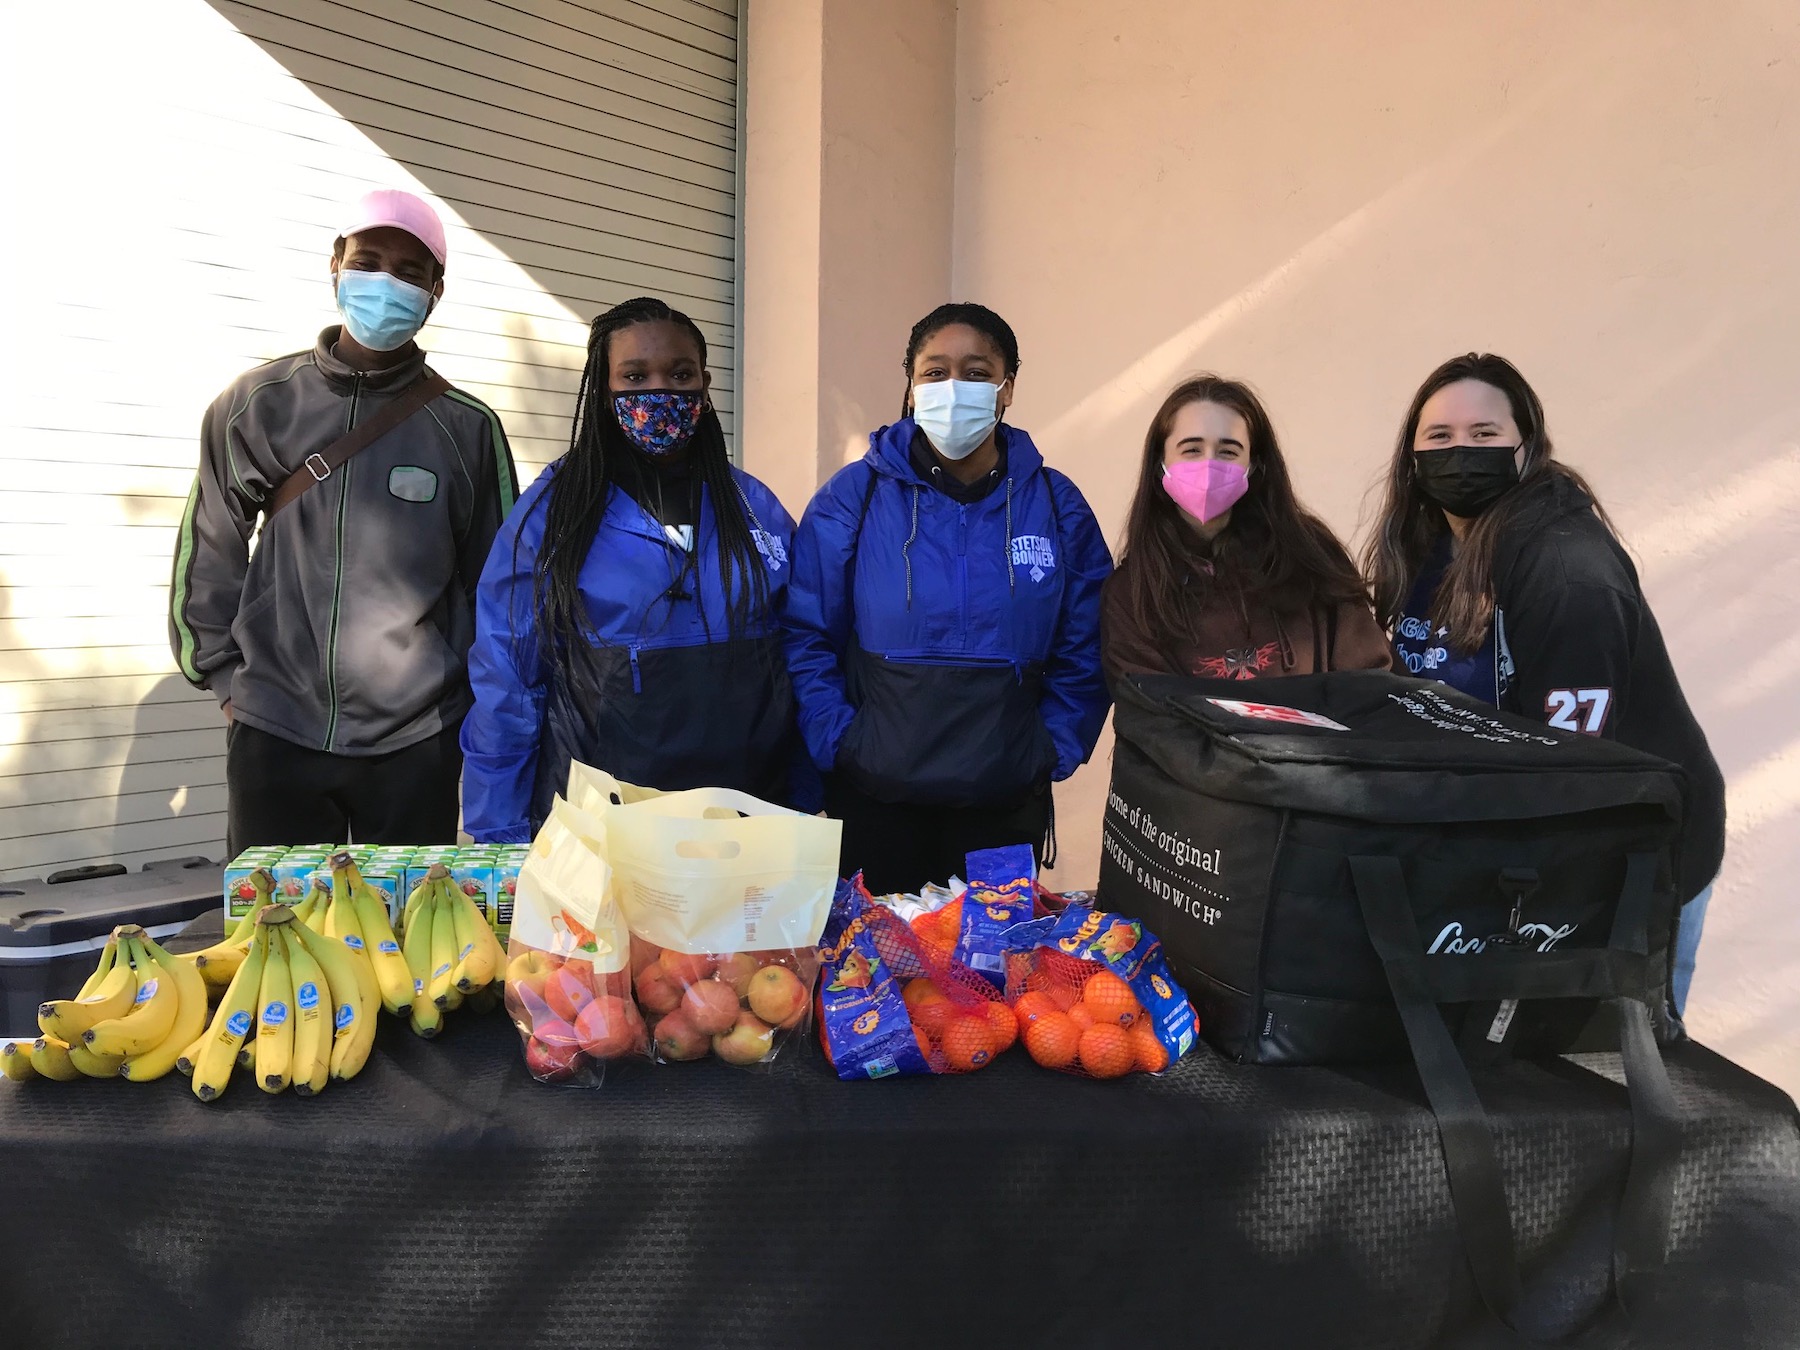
[783,421,1114,808]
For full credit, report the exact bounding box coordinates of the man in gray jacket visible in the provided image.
[169,189,518,852]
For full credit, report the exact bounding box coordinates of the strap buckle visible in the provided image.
[1486,868,1542,947]
[305,453,331,483]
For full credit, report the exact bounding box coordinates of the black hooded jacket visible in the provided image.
[1489,474,1725,901]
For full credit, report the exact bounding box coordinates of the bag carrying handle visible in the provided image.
[1347,853,1679,1338]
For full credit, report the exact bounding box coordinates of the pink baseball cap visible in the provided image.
[337,189,448,267]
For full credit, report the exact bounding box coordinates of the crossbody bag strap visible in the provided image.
[264,370,451,519]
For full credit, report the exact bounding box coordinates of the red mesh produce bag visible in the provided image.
[1002,904,1200,1079]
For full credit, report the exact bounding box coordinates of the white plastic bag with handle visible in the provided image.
[605,788,842,1067]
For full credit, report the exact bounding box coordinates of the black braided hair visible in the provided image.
[898,302,1021,416]
[524,297,769,660]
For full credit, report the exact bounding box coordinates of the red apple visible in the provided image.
[575,994,647,1059]
[713,1011,775,1065]
[682,978,740,1035]
[634,962,684,1015]
[544,967,596,1023]
[524,1035,584,1082]
[660,950,718,985]
[715,952,760,999]
[652,1009,710,1061]
[630,937,663,978]
[748,965,809,1029]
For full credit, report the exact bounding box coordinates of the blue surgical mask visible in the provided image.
[335,269,434,351]
[911,379,1000,460]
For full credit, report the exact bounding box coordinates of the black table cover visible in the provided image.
[1,937,1795,1349]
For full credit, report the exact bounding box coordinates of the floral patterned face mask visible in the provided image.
[613,390,707,456]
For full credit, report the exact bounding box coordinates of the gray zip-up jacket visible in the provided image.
[170,327,520,756]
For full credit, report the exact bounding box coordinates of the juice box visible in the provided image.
[224,847,287,919]
[493,847,526,941]
[270,852,329,907]
[357,855,408,926]
[445,851,497,933]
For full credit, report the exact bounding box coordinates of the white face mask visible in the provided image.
[911,379,1000,461]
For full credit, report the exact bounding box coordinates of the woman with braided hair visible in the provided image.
[461,297,807,841]
[784,303,1113,894]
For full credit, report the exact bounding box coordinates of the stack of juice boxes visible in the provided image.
[222,842,526,939]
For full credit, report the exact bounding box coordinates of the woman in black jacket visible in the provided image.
[1364,353,1724,1014]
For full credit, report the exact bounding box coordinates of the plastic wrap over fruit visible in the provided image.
[1000,904,1199,1078]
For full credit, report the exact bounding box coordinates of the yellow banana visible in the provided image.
[402,881,437,1010]
[303,879,332,935]
[401,871,435,940]
[345,871,412,1017]
[289,923,378,1081]
[84,935,180,1058]
[211,867,274,949]
[449,883,497,993]
[192,925,270,1102]
[254,921,296,1093]
[75,936,119,998]
[119,930,210,1082]
[175,1031,207,1077]
[428,878,460,1008]
[195,939,250,994]
[236,1038,256,1072]
[68,1040,125,1078]
[38,960,133,1044]
[285,924,332,1096]
[28,1036,80,1082]
[325,863,369,958]
[2,1040,37,1082]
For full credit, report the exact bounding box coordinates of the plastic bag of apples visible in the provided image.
[605,787,840,1069]
[1000,903,1201,1079]
[505,795,648,1085]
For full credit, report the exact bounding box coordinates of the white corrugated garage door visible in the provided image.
[0,0,742,879]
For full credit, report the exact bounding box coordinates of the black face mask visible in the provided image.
[1413,446,1520,518]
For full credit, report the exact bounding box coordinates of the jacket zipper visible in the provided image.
[629,646,642,694]
[956,503,969,647]
[323,374,361,750]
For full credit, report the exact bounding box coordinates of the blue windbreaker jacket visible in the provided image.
[783,420,1113,807]
[462,464,803,841]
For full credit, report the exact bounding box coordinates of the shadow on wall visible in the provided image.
[115,674,229,868]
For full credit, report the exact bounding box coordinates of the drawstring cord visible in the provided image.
[901,485,921,609]
[1041,789,1058,871]
[1004,476,1015,591]
[1274,611,1297,672]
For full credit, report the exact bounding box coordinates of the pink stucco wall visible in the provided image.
[746,0,1800,1094]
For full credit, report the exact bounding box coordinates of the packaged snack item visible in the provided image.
[605,787,838,1069]
[505,794,642,1086]
[820,875,1014,1078]
[1002,904,1199,1078]
[224,848,286,918]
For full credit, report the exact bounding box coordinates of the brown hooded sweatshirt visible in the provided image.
[1100,554,1394,685]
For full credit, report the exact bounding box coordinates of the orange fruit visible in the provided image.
[903,978,945,1011]
[911,998,957,1038]
[1078,1023,1135,1079]
[1012,991,1059,1032]
[1068,1005,1096,1030]
[942,1015,999,1071]
[1129,1023,1169,1073]
[982,999,1018,1053]
[1023,1011,1081,1069]
[1082,970,1141,1028]
[913,1024,936,1065]
[1046,983,1079,1012]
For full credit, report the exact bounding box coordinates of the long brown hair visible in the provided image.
[1362,353,1613,652]
[1116,375,1368,669]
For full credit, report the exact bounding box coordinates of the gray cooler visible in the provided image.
[0,857,222,1040]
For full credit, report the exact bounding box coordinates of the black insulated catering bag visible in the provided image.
[1100,671,1690,1330]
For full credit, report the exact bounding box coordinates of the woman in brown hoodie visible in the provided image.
[1101,375,1391,684]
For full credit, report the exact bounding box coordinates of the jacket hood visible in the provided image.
[312,326,429,393]
[865,418,1045,484]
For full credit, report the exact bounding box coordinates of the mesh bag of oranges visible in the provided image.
[817,876,1020,1078]
[1001,904,1200,1078]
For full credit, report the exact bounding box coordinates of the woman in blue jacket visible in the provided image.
[461,297,801,841]
[785,303,1113,893]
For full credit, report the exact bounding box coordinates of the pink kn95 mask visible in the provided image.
[1162,459,1249,524]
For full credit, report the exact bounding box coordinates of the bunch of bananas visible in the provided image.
[400,862,505,1037]
[186,899,378,1101]
[0,923,207,1083]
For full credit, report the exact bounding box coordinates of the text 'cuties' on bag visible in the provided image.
[1100,670,1689,1337]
